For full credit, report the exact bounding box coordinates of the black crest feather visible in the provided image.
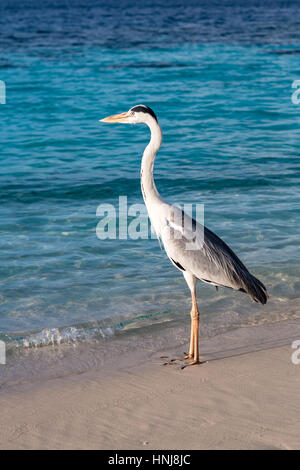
[131,105,158,122]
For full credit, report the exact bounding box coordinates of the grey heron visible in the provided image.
[100,105,268,367]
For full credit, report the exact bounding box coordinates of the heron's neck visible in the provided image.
[140,120,163,207]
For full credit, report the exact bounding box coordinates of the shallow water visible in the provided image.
[0,0,300,353]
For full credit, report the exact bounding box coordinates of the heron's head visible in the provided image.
[100,105,158,125]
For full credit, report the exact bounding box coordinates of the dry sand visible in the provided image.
[0,320,300,450]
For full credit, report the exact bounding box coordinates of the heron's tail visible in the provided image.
[241,273,269,305]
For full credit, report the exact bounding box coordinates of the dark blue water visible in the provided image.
[1,0,300,347]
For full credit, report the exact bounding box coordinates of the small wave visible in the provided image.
[5,310,173,351]
[22,326,114,348]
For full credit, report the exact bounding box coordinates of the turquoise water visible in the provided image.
[0,1,300,348]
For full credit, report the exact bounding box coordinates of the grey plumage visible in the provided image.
[161,207,268,305]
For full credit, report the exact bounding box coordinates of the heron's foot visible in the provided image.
[181,359,207,369]
[184,352,193,360]
[182,359,200,368]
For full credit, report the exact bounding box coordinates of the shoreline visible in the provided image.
[0,318,300,449]
[1,315,300,389]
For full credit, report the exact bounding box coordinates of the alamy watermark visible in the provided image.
[0,340,6,365]
[291,80,300,105]
[96,196,204,250]
[291,340,300,365]
[0,80,6,104]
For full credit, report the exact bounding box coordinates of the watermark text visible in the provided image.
[96,196,204,250]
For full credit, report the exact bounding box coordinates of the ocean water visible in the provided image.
[0,0,300,357]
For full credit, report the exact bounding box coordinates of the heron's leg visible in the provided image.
[184,307,194,359]
[164,291,195,365]
[191,291,200,364]
[182,291,200,367]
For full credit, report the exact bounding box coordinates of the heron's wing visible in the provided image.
[161,210,231,287]
[160,207,268,303]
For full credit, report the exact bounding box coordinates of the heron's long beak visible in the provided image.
[100,111,130,123]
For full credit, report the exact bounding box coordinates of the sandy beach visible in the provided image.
[0,319,299,450]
